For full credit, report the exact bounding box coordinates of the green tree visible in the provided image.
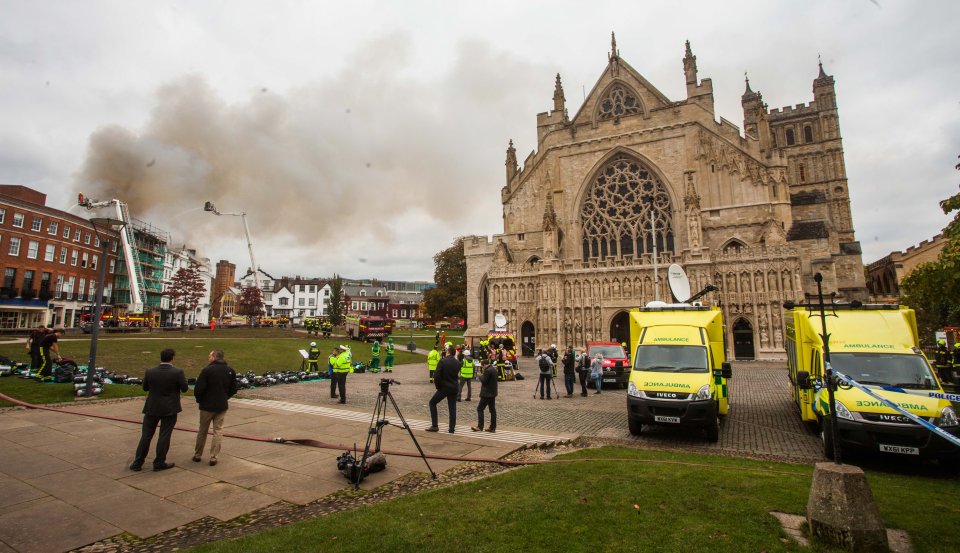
[901,155,960,343]
[327,274,344,326]
[423,237,467,322]
[164,264,206,331]
[236,285,265,325]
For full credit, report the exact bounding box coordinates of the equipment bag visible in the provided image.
[538,356,551,372]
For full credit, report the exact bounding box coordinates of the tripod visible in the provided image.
[354,378,437,490]
[532,372,561,399]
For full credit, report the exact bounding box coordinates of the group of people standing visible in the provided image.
[25,325,65,382]
[536,345,605,399]
[427,343,498,434]
[131,348,237,471]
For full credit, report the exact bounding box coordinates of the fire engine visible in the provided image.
[345,315,393,342]
[79,305,154,331]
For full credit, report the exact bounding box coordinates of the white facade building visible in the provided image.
[161,248,213,327]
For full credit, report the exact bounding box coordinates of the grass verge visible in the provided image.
[186,446,960,553]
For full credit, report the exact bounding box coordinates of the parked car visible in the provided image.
[587,341,630,389]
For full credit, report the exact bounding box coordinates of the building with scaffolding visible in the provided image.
[111,217,169,318]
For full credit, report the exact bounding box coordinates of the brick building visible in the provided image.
[866,234,947,301]
[0,185,121,328]
[210,259,236,319]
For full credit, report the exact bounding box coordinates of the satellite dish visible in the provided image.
[494,313,508,330]
[667,263,691,303]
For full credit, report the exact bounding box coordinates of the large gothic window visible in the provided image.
[580,154,674,261]
[598,83,642,121]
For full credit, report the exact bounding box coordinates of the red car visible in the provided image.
[586,341,630,389]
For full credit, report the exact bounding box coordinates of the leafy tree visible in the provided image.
[164,264,206,331]
[328,275,344,326]
[423,237,467,322]
[236,285,265,325]
[901,155,960,343]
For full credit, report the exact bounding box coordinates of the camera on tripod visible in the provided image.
[379,378,400,392]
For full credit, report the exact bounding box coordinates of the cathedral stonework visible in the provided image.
[464,37,867,360]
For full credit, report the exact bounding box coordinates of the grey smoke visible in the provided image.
[74,34,551,277]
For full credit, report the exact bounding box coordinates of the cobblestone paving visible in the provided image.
[243,356,824,463]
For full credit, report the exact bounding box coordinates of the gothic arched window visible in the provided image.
[580,154,673,262]
[722,239,747,254]
[597,83,643,121]
[785,128,796,146]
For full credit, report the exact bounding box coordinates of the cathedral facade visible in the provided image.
[464,37,867,360]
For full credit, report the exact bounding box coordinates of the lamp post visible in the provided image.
[203,201,260,290]
[85,217,125,397]
[644,194,660,302]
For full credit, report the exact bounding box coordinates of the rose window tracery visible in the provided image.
[598,83,643,121]
[581,154,674,261]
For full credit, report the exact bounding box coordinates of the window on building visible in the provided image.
[3,268,16,290]
[88,280,97,302]
[71,250,78,266]
[376,290,383,297]
[55,274,63,298]
[78,278,86,301]
[22,270,35,292]
[44,244,55,262]
[351,301,358,310]
[392,309,398,317]
[47,221,58,235]
[309,285,315,292]
[63,225,70,238]
[324,289,329,297]
[59,247,67,264]
[361,301,368,311]
[64,276,75,300]
[111,241,117,253]
[804,125,814,144]
[0,208,5,223]
[518,233,525,241]
[81,252,88,268]
[74,229,81,241]
[309,298,315,306]
[84,232,91,245]
[785,128,796,146]
[13,213,24,228]
[31,217,42,232]
[298,285,305,292]
[359,290,366,296]
[8,236,21,256]
[770,130,778,148]
[94,236,100,247]
[40,272,51,297]
[298,298,305,306]
[279,297,289,306]
[27,240,39,259]
[799,164,806,183]
[108,259,115,273]
[91,255,98,270]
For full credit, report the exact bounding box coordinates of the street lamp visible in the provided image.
[203,201,261,290]
[85,217,125,397]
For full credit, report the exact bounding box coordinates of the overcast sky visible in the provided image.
[2,0,957,282]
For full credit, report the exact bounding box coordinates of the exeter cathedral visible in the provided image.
[463,36,867,360]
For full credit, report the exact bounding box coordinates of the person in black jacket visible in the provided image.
[192,349,237,466]
[562,345,576,398]
[427,344,459,433]
[131,348,188,471]
[471,360,498,432]
[577,347,590,397]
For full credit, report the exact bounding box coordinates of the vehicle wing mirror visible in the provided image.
[796,370,811,390]
[721,362,732,379]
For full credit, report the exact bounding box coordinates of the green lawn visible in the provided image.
[187,446,960,553]
[0,329,426,406]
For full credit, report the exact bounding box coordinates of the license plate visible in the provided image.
[654,416,681,424]
[603,378,616,383]
[879,444,919,455]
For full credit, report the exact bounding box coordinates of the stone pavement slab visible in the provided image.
[167,482,279,521]
[120,466,219,497]
[25,468,131,506]
[179,455,288,488]
[79,487,204,538]
[0,476,47,510]
[251,472,345,505]
[0,498,120,553]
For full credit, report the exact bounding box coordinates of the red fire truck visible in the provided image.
[345,315,394,342]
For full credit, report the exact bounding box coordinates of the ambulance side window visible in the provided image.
[811,352,821,378]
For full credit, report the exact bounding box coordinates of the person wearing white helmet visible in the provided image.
[306,341,320,373]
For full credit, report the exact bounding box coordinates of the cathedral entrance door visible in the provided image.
[609,311,631,349]
[520,321,536,357]
[733,318,755,360]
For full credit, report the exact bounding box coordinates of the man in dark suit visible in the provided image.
[192,349,237,466]
[130,348,188,471]
[427,344,460,433]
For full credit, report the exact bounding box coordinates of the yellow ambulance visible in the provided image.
[626,305,731,442]
[785,304,959,462]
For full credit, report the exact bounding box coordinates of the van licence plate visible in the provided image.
[655,416,681,424]
[879,444,919,455]
[603,378,616,383]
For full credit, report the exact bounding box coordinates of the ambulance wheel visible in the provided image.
[704,414,719,443]
[628,417,643,436]
[820,418,836,460]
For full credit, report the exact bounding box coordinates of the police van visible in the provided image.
[785,304,959,462]
[626,304,731,442]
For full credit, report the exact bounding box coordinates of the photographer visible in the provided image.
[561,345,576,398]
[471,359,498,433]
[536,349,554,400]
[577,347,590,397]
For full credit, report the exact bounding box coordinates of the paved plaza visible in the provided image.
[0,357,818,552]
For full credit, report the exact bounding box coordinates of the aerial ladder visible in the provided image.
[77,194,145,313]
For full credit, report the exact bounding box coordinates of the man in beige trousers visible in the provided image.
[192,350,237,466]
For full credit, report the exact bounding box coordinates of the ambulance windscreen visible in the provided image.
[634,345,708,373]
[829,353,937,389]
